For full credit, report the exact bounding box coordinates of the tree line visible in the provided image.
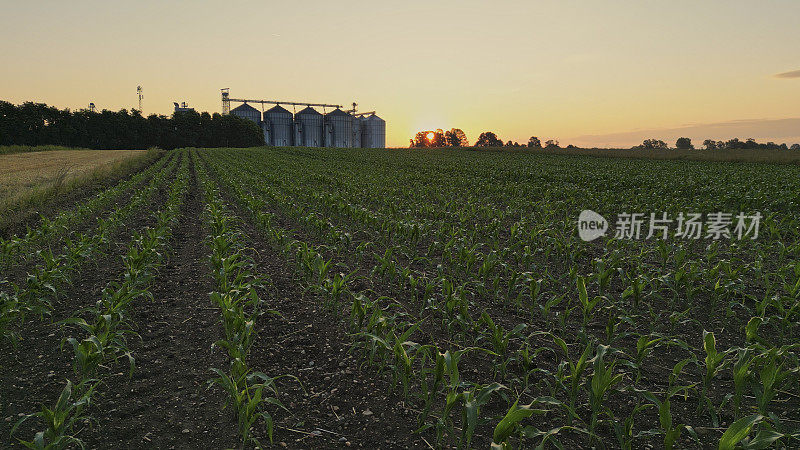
[0,101,265,149]
[411,129,800,151]
[633,137,799,151]
[410,130,570,149]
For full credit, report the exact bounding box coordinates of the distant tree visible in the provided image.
[412,131,432,148]
[792,144,800,151]
[444,131,458,147]
[633,139,669,150]
[566,144,577,149]
[430,129,447,147]
[505,140,514,147]
[475,132,503,147]
[445,128,468,147]
[527,136,541,148]
[545,139,560,148]
[725,138,742,149]
[702,139,717,150]
[514,142,520,147]
[676,137,693,149]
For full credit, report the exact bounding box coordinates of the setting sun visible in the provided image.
[426,132,435,141]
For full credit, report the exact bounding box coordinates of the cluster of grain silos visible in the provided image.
[230,101,385,148]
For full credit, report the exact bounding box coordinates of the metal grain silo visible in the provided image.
[264,105,293,146]
[260,121,270,145]
[352,115,362,148]
[294,107,323,147]
[324,108,353,148]
[362,114,386,148]
[230,103,261,124]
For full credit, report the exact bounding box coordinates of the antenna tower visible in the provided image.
[137,85,143,112]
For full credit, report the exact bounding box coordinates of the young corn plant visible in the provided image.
[699,330,728,426]
[731,348,755,419]
[642,357,696,450]
[491,400,544,449]
[319,270,356,311]
[751,347,797,418]
[460,382,504,449]
[416,346,445,428]
[477,311,526,379]
[718,414,784,450]
[553,336,593,425]
[12,380,97,450]
[576,276,603,337]
[586,344,623,443]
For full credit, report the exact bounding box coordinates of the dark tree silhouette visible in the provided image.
[0,100,263,149]
[431,129,447,147]
[703,139,717,150]
[545,139,559,148]
[475,132,503,147]
[634,139,669,150]
[676,137,693,149]
[412,131,432,148]
[527,136,541,148]
[445,128,469,147]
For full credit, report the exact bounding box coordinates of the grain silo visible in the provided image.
[264,105,293,146]
[324,108,353,148]
[260,122,270,144]
[361,114,386,148]
[294,107,323,147]
[230,103,261,124]
[352,115,363,148]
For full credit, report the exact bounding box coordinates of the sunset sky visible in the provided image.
[2,1,799,147]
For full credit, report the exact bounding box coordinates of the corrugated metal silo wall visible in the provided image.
[232,108,261,124]
[376,117,386,148]
[326,112,353,148]
[264,107,293,146]
[324,123,333,148]
[362,116,386,148]
[352,116,362,148]
[261,121,270,145]
[296,109,324,147]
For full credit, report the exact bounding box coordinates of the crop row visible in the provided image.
[193,152,292,447]
[11,151,190,448]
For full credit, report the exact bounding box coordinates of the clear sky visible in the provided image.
[1,0,799,147]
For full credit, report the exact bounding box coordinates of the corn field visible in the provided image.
[1,147,799,449]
